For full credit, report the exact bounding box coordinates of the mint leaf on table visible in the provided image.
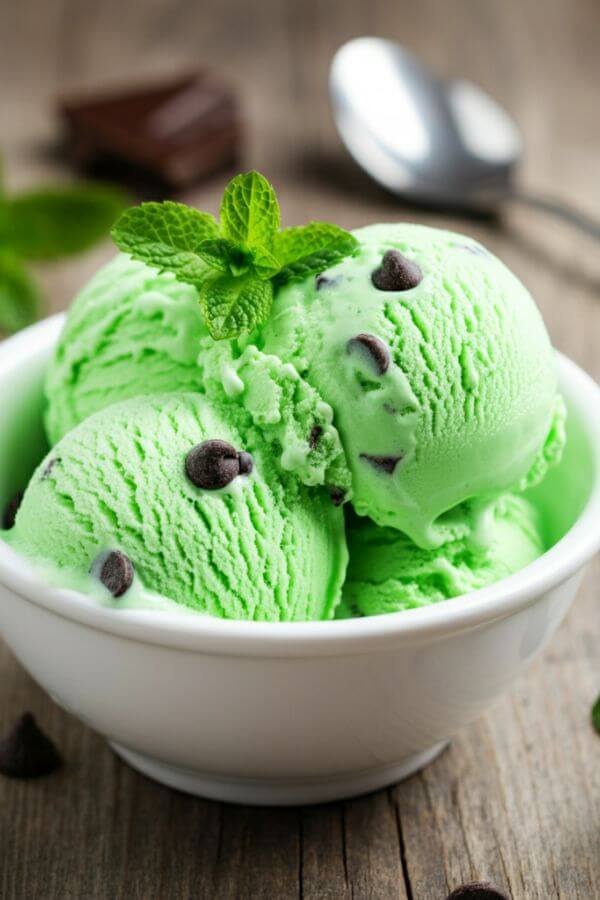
[112,201,219,283]
[220,171,280,251]
[3,185,126,260]
[200,272,274,340]
[274,223,359,285]
[0,253,40,334]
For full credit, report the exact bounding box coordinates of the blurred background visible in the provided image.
[2,0,600,372]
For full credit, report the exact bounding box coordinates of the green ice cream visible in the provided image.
[259,224,565,548]
[338,493,544,618]
[10,393,348,621]
[45,254,206,444]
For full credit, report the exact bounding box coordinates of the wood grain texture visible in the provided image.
[0,0,599,897]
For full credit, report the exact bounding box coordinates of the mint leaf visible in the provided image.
[4,185,126,260]
[220,172,280,251]
[197,238,250,275]
[593,694,600,736]
[0,253,40,333]
[112,201,219,283]
[273,223,359,285]
[200,272,274,340]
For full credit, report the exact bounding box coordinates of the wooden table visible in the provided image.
[1,1,599,897]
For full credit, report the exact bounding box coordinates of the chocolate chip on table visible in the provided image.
[186,439,252,490]
[446,882,509,900]
[2,491,24,529]
[360,453,404,474]
[329,487,346,506]
[372,249,422,291]
[347,333,390,375]
[309,426,323,449]
[0,713,63,779]
[41,457,61,479]
[92,550,134,598]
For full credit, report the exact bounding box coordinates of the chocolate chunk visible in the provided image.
[309,426,323,449]
[347,333,390,375]
[41,457,61,479]
[329,487,346,506]
[237,451,253,476]
[0,713,63,779]
[315,274,341,290]
[360,453,403,474]
[186,440,250,490]
[446,882,509,900]
[60,72,241,190]
[92,550,134,598]
[2,491,23,530]
[372,249,422,291]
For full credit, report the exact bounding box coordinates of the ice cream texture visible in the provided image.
[9,393,348,621]
[338,493,544,618]
[259,223,565,547]
[45,254,206,444]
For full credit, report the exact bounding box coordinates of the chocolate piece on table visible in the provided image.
[0,713,63,779]
[92,550,134,598]
[59,72,241,189]
[446,882,509,900]
[2,490,23,530]
[347,333,390,375]
[372,249,422,291]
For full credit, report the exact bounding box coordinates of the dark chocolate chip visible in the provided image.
[2,491,23,529]
[446,882,509,900]
[41,457,61,479]
[309,426,323,449]
[0,713,63,778]
[360,453,404,474]
[186,439,240,489]
[237,451,253,476]
[347,333,390,375]
[329,487,346,507]
[315,274,341,290]
[92,550,134,598]
[372,249,422,291]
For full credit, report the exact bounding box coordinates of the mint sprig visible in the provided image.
[0,153,126,334]
[111,170,359,340]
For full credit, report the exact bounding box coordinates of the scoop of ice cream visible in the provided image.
[338,493,544,618]
[260,224,565,548]
[10,393,348,621]
[44,254,205,444]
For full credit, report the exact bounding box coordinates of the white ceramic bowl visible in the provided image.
[0,315,599,806]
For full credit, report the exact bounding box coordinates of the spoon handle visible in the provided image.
[508,189,600,240]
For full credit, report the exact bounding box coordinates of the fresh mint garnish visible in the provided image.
[592,694,600,736]
[0,154,126,334]
[112,170,359,340]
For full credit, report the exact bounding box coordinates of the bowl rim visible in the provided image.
[0,314,599,656]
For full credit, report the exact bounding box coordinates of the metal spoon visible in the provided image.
[330,37,600,238]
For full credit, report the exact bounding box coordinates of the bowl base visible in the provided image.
[109,741,448,805]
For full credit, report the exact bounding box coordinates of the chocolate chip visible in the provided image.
[41,457,61,479]
[347,333,390,375]
[329,487,346,506]
[92,550,134,598]
[186,439,250,490]
[309,426,323,449]
[360,453,403,474]
[237,451,253,475]
[315,274,341,290]
[372,249,422,291]
[2,491,23,529]
[0,713,63,778]
[446,882,509,900]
